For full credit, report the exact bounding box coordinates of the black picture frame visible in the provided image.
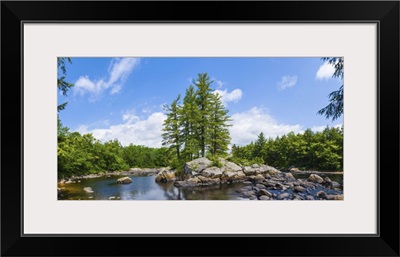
[1,1,399,256]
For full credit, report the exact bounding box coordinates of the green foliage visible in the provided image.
[318,57,344,121]
[58,129,170,179]
[162,95,182,160]
[162,72,231,165]
[208,155,223,168]
[57,57,74,112]
[231,127,343,171]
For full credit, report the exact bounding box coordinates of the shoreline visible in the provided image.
[59,167,165,182]
[290,170,344,175]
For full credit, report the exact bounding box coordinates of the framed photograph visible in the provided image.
[2,1,399,256]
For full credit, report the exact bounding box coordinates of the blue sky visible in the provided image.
[58,57,342,148]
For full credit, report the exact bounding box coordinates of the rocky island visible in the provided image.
[155,157,343,200]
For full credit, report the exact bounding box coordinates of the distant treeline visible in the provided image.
[230,126,343,171]
[58,120,169,179]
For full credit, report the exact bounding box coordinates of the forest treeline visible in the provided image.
[58,120,169,179]
[230,126,343,171]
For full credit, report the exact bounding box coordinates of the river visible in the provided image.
[58,172,343,200]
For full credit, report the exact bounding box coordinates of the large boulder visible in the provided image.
[182,158,212,178]
[308,174,324,184]
[117,177,133,184]
[202,167,223,178]
[155,168,176,183]
[220,159,243,172]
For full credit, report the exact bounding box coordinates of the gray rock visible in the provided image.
[277,193,290,200]
[294,186,306,193]
[220,159,243,172]
[324,176,332,182]
[255,183,266,190]
[316,191,328,199]
[202,167,223,178]
[155,169,176,183]
[306,195,315,200]
[285,172,296,181]
[308,174,324,183]
[290,167,300,172]
[253,174,265,182]
[259,189,272,198]
[243,166,256,176]
[331,181,341,188]
[259,195,270,200]
[251,164,260,168]
[183,157,212,177]
[117,177,133,184]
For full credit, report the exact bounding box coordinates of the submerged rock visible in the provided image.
[83,187,94,193]
[116,177,133,184]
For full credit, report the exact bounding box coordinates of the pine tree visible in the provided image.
[162,95,182,160]
[194,73,213,157]
[253,132,267,159]
[208,93,231,157]
[181,85,200,160]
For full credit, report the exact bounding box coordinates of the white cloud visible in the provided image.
[213,88,243,106]
[229,107,303,146]
[215,80,224,88]
[316,62,335,80]
[74,58,140,99]
[277,75,297,90]
[75,112,166,148]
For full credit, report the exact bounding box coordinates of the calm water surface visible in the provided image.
[58,175,251,200]
[58,173,343,200]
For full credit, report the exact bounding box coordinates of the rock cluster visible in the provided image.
[158,157,343,201]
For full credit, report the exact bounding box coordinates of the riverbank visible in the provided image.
[59,167,166,183]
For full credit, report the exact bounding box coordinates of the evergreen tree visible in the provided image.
[194,73,213,157]
[57,57,74,112]
[208,93,231,157]
[181,85,200,160]
[162,95,182,160]
[253,132,267,159]
[318,57,344,121]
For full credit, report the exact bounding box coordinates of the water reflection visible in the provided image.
[58,173,343,200]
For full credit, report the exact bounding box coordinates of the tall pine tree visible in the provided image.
[194,73,213,157]
[181,85,200,160]
[162,95,182,160]
[208,93,231,157]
